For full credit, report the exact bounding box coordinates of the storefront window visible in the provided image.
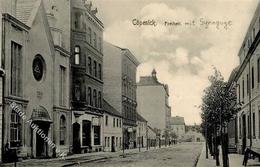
[94,126,100,145]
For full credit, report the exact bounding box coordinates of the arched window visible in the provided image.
[88,87,92,105]
[60,115,66,145]
[87,27,92,44]
[74,46,80,65]
[88,57,92,75]
[98,91,102,108]
[93,89,97,107]
[10,110,21,147]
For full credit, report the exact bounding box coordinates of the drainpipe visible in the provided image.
[249,58,252,148]
[1,13,6,163]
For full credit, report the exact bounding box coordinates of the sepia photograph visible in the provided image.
[0,0,259,166]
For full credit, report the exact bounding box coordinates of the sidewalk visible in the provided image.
[1,145,168,167]
[197,143,260,167]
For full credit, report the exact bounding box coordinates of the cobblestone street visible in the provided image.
[73,143,203,167]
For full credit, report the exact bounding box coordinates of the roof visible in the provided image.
[170,116,185,125]
[103,99,122,118]
[15,0,42,26]
[227,66,239,89]
[137,113,147,122]
[137,76,163,86]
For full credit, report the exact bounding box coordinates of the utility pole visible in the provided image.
[139,126,141,152]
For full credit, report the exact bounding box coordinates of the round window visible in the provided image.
[32,55,45,81]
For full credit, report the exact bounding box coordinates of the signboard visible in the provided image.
[92,117,100,126]
[128,127,133,132]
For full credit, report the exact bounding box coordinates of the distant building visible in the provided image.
[147,126,158,148]
[137,69,171,132]
[170,116,186,140]
[103,99,122,152]
[136,113,147,148]
[103,41,140,149]
[183,130,205,142]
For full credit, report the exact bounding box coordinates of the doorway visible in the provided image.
[82,120,91,148]
[242,114,246,154]
[73,122,81,153]
[111,136,115,152]
[35,122,50,158]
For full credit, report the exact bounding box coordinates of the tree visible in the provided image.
[170,131,178,144]
[201,68,238,167]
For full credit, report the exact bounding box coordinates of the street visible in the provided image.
[73,142,203,167]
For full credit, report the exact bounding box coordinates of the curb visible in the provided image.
[61,157,108,167]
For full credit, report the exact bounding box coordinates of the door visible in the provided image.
[82,120,91,148]
[36,122,50,158]
[242,114,246,154]
[73,122,80,153]
[111,136,115,152]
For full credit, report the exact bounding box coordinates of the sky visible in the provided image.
[93,0,258,125]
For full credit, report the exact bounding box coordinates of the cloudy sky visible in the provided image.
[93,0,258,125]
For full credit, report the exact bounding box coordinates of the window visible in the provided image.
[248,115,250,139]
[93,89,97,107]
[117,119,119,127]
[108,137,110,147]
[93,61,97,77]
[98,64,102,80]
[10,110,21,147]
[60,115,66,145]
[74,46,80,65]
[253,112,256,137]
[119,119,121,128]
[87,27,92,44]
[258,58,260,83]
[93,126,101,145]
[11,41,22,96]
[242,79,245,99]
[74,12,80,29]
[237,84,240,103]
[252,67,255,89]
[88,57,92,75]
[116,137,118,147]
[113,118,115,127]
[247,74,249,95]
[98,37,102,52]
[93,32,97,48]
[105,115,108,126]
[60,66,66,106]
[98,91,102,108]
[259,110,260,138]
[239,116,242,138]
[105,137,107,147]
[120,137,122,147]
[88,87,92,105]
[74,82,80,101]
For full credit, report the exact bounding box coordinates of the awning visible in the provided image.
[31,106,52,123]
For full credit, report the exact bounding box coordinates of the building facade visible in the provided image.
[70,0,104,153]
[169,116,185,140]
[103,99,122,152]
[137,69,171,132]
[136,113,147,148]
[232,2,260,154]
[103,41,139,149]
[1,0,71,160]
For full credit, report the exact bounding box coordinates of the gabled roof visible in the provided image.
[137,113,147,122]
[170,116,185,125]
[103,99,122,118]
[137,76,163,86]
[16,0,39,25]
